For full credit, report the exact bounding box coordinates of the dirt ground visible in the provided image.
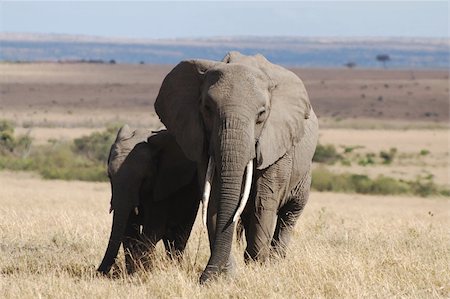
[0,63,448,128]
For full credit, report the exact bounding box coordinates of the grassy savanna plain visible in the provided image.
[0,63,449,297]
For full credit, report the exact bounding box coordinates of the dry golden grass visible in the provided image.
[1,171,449,298]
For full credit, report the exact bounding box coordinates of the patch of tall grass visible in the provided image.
[312,166,449,197]
[0,121,119,182]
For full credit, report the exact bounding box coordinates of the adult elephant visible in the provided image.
[155,51,318,283]
[97,125,200,275]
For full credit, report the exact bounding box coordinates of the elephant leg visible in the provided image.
[122,211,143,274]
[162,220,193,260]
[245,155,293,262]
[244,205,278,262]
[164,197,200,260]
[139,202,169,269]
[244,183,278,262]
[271,171,311,257]
[138,225,165,269]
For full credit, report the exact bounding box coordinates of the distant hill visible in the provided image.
[0,33,448,68]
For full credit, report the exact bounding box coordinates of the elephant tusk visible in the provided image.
[233,160,253,223]
[202,157,215,227]
[134,207,139,215]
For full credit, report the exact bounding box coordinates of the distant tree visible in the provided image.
[376,54,390,68]
[139,61,145,65]
[109,59,116,64]
[344,62,356,69]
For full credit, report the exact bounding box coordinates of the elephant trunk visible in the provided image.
[200,116,253,283]
[97,192,136,274]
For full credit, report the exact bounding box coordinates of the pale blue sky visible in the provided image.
[0,1,448,38]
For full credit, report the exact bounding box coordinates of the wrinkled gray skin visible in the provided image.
[155,52,319,283]
[97,126,200,274]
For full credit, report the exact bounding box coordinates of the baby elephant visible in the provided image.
[97,125,201,274]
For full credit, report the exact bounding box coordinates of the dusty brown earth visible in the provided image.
[0,63,448,128]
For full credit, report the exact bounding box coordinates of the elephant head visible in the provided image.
[154,51,312,283]
[97,125,197,274]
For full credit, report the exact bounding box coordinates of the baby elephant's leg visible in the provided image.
[122,211,143,274]
[164,183,201,260]
[271,172,311,257]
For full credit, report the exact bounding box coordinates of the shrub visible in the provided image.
[358,153,376,166]
[408,176,440,197]
[311,167,335,192]
[73,126,119,163]
[419,149,430,156]
[379,148,397,164]
[349,174,373,194]
[0,120,33,157]
[0,120,15,153]
[371,176,409,195]
[313,144,341,164]
[343,145,364,153]
[311,167,447,197]
[340,159,351,166]
[0,126,114,182]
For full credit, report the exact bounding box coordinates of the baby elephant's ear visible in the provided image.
[115,124,134,142]
[255,57,312,169]
[154,59,218,162]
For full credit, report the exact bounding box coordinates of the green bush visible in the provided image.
[408,176,440,197]
[349,174,373,193]
[73,127,118,163]
[379,148,397,164]
[358,153,376,166]
[340,159,351,166]
[36,141,108,181]
[311,167,447,197]
[310,167,335,192]
[419,149,430,156]
[343,145,364,153]
[0,120,15,153]
[371,176,409,195]
[0,124,114,182]
[313,144,341,164]
[0,156,35,171]
[0,120,32,157]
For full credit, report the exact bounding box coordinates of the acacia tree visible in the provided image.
[376,54,391,68]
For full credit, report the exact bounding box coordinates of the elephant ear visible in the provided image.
[148,131,197,202]
[115,124,134,142]
[254,54,312,170]
[154,59,219,162]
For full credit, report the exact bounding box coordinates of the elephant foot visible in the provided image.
[199,257,236,284]
[199,265,220,284]
[97,257,115,275]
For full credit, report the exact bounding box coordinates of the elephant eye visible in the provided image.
[256,107,266,124]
